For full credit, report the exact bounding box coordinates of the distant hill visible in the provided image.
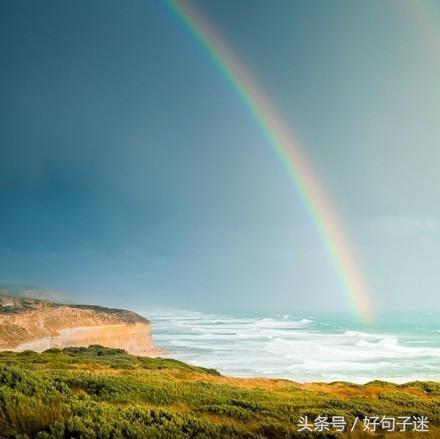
[0,283,68,303]
[0,293,156,356]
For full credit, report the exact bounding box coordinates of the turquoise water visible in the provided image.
[142,310,440,383]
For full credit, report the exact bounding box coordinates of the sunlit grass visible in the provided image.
[0,345,437,438]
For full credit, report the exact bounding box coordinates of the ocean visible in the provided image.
[142,310,440,383]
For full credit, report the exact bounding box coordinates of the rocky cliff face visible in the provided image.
[0,295,157,356]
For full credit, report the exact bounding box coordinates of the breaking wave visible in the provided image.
[142,310,440,383]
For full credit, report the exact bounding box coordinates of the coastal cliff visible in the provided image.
[0,295,157,355]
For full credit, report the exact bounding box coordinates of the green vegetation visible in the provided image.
[0,346,437,438]
[0,293,148,325]
[46,303,149,324]
[0,299,34,315]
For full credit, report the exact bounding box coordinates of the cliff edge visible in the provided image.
[0,295,157,356]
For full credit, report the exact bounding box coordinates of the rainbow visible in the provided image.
[168,0,374,321]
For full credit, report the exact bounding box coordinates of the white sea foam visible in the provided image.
[142,310,440,383]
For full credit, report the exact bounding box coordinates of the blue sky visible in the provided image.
[1,0,439,314]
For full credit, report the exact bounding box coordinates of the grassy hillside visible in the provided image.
[0,346,438,438]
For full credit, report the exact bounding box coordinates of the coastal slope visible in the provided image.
[0,295,156,355]
[0,346,438,438]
